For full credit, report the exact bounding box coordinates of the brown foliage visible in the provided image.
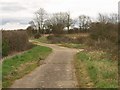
[47,35,78,44]
[87,22,118,60]
[2,30,30,56]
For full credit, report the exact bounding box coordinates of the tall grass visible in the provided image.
[75,51,118,88]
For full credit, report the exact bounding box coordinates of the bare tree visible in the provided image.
[34,8,47,33]
[98,13,118,24]
[98,13,108,23]
[29,21,36,29]
[109,13,118,24]
[79,15,91,31]
[44,12,69,34]
[44,17,53,34]
[66,12,73,31]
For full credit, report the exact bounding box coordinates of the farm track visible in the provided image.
[11,41,79,88]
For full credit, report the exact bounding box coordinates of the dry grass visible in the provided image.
[75,51,118,88]
[64,33,89,39]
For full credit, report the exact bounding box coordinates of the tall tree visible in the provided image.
[98,13,108,23]
[79,15,91,31]
[97,13,118,24]
[109,13,118,24]
[44,12,69,34]
[66,12,75,32]
[34,8,47,33]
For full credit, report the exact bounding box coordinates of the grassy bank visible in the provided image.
[2,45,52,88]
[74,51,118,88]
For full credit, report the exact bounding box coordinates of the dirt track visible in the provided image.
[11,42,78,88]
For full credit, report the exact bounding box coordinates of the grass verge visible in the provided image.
[2,45,52,88]
[74,51,118,88]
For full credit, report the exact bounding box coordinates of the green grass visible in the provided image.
[75,51,118,88]
[2,45,52,88]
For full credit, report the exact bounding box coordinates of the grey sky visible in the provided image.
[1,2,27,12]
[0,0,119,30]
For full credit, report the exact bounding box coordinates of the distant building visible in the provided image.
[63,25,79,31]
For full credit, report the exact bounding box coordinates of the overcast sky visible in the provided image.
[0,0,119,30]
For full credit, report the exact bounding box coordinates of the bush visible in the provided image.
[2,40,10,56]
[2,30,30,57]
[34,33,41,39]
[90,23,117,41]
[77,36,87,44]
[26,26,37,37]
[47,35,78,44]
[86,22,118,60]
[90,23,118,43]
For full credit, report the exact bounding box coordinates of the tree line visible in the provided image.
[26,8,118,35]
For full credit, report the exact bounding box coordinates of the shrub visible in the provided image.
[77,36,87,44]
[2,30,30,57]
[47,35,78,44]
[90,23,118,43]
[26,26,37,37]
[86,22,118,60]
[34,33,41,39]
[2,40,10,56]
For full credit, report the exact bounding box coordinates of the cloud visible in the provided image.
[1,6,26,12]
[0,2,27,12]
[0,0,119,30]
[0,22,29,30]
[1,17,32,25]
